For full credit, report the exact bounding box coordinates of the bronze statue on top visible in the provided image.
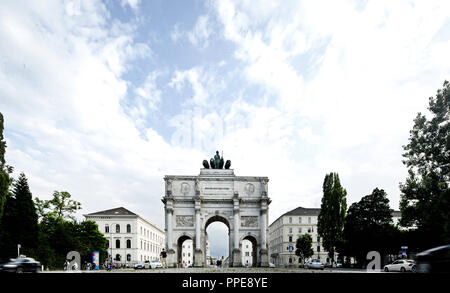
[202,151,231,169]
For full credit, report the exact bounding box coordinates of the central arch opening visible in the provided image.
[242,235,257,267]
[205,215,230,267]
[177,235,193,268]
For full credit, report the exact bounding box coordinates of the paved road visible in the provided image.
[43,267,380,273]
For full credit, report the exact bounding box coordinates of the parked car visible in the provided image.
[0,257,41,273]
[383,259,416,272]
[134,261,150,269]
[415,244,450,273]
[150,260,163,269]
[269,262,276,268]
[305,259,324,270]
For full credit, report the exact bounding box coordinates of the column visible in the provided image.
[234,209,240,250]
[194,201,203,267]
[195,208,201,250]
[231,196,242,267]
[260,210,267,250]
[166,207,173,250]
[166,205,176,267]
[259,207,269,267]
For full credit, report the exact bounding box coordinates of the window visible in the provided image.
[127,224,131,233]
[299,217,302,224]
[126,239,131,249]
[106,240,109,248]
[289,258,292,264]
[289,217,292,224]
[115,239,120,248]
[317,246,320,252]
[245,252,250,256]
[127,254,131,261]
[308,217,311,224]
[116,224,120,233]
[317,236,320,243]
[115,254,121,261]
[298,228,302,233]
[289,236,293,242]
[288,228,292,233]
[105,225,109,233]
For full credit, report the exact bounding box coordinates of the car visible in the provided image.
[305,259,324,270]
[150,260,163,269]
[415,244,450,273]
[383,259,416,272]
[0,257,41,273]
[269,262,276,268]
[134,261,150,269]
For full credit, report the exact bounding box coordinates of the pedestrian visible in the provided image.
[160,248,167,268]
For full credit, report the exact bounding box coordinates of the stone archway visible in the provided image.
[204,215,231,266]
[162,162,271,268]
[177,234,193,268]
[242,235,258,267]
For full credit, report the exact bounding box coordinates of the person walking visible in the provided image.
[160,248,168,268]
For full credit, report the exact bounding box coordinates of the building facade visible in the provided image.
[84,207,165,266]
[269,207,327,267]
[269,207,403,267]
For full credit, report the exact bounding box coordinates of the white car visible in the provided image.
[150,260,163,269]
[305,259,324,270]
[384,259,416,272]
[269,262,276,268]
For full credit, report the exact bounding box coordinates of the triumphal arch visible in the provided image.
[161,151,271,267]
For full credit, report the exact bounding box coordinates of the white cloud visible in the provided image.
[121,0,141,11]
[171,15,214,49]
[188,15,212,48]
[213,0,450,218]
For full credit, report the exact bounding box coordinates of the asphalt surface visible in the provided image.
[42,267,382,273]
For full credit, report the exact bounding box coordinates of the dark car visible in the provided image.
[415,245,450,273]
[0,257,41,273]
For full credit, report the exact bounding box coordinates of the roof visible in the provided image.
[284,207,321,216]
[84,207,165,234]
[85,207,137,216]
[269,206,320,227]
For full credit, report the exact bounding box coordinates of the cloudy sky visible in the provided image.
[1,0,449,258]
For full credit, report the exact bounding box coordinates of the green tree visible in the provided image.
[33,191,108,269]
[317,172,347,264]
[75,220,109,265]
[0,112,13,225]
[0,173,39,261]
[295,233,314,265]
[342,188,399,267]
[399,80,450,248]
[35,191,81,222]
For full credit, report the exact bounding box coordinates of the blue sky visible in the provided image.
[1,0,450,259]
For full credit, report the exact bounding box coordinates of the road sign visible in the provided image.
[288,245,294,252]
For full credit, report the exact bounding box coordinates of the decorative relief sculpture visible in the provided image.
[241,216,258,227]
[176,215,194,227]
[180,182,190,195]
[244,183,255,195]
